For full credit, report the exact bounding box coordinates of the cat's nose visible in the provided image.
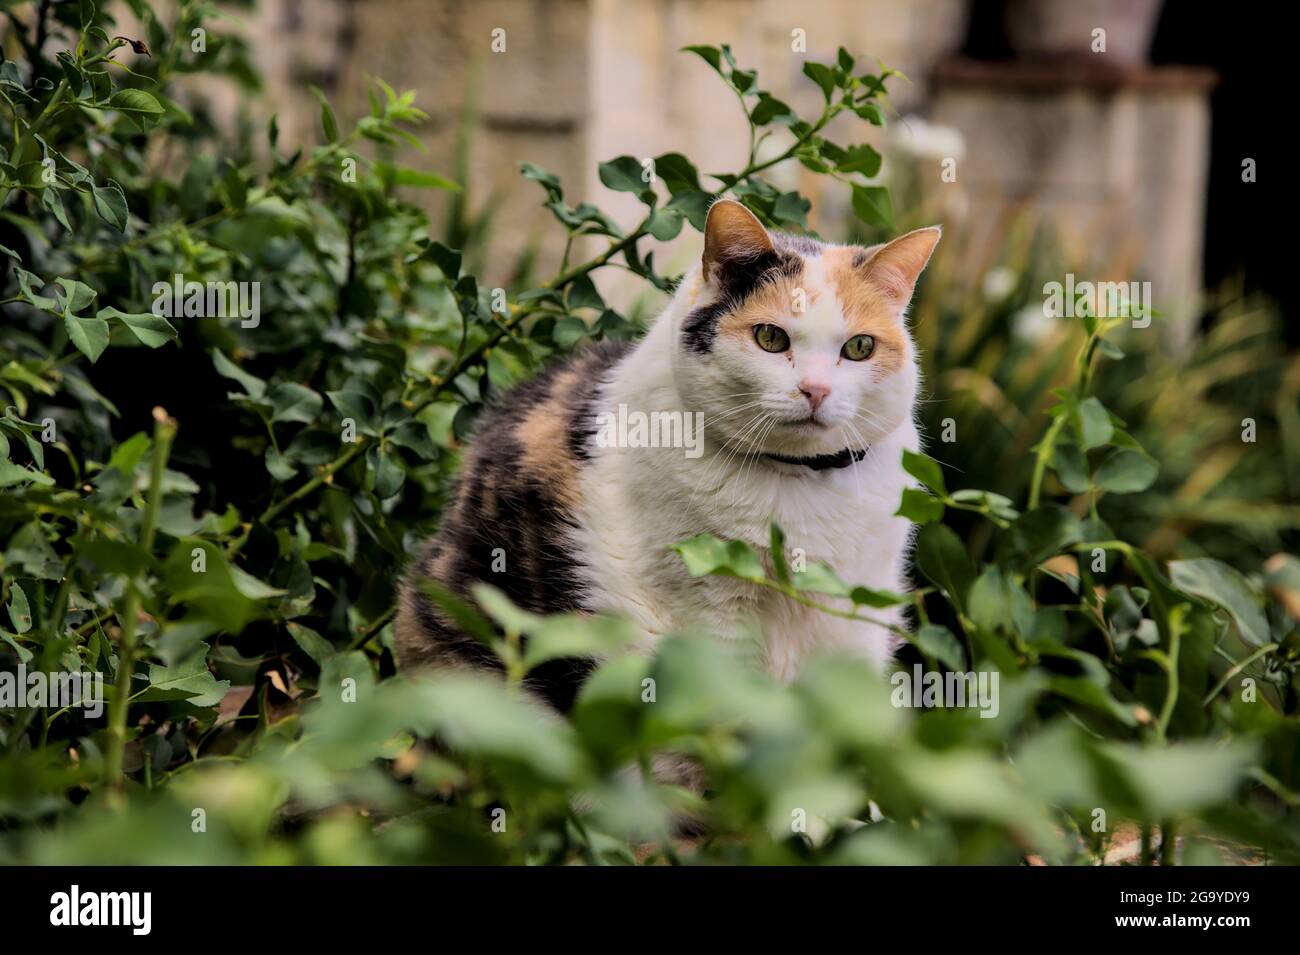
[799,380,831,412]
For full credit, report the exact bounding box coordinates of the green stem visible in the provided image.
[259,440,365,523]
[1160,818,1177,866]
[1152,605,1184,744]
[1027,416,1065,509]
[1026,323,1109,509]
[104,409,176,800]
[1202,642,1277,707]
[750,576,909,637]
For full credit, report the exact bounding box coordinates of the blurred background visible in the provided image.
[189,0,1287,328]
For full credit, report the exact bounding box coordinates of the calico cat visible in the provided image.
[395,199,940,710]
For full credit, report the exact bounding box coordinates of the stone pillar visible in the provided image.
[929,57,1215,338]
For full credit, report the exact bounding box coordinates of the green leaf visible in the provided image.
[901,449,946,494]
[91,179,129,231]
[915,524,975,613]
[54,277,98,314]
[1052,442,1091,494]
[674,533,766,581]
[997,505,1082,571]
[895,487,945,524]
[667,189,712,232]
[220,159,247,210]
[98,307,177,347]
[105,88,164,130]
[792,560,851,598]
[1169,558,1270,648]
[854,101,885,125]
[15,269,56,309]
[803,62,837,101]
[1074,397,1114,451]
[646,206,684,240]
[309,86,339,142]
[137,645,231,708]
[835,143,882,177]
[771,192,810,228]
[41,187,71,231]
[598,155,653,199]
[406,672,583,783]
[750,93,793,126]
[381,163,461,191]
[770,524,792,586]
[164,542,286,634]
[520,161,563,200]
[523,614,638,670]
[552,316,589,349]
[486,341,531,394]
[0,461,55,487]
[912,623,965,670]
[6,582,31,634]
[1095,740,1256,818]
[969,566,1035,638]
[326,388,378,434]
[64,314,110,362]
[267,382,323,424]
[367,444,405,499]
[212,350,267,399]
[653,152,700,194]
[566,274,605,311]
[1095,449,1158,493]
[287,622,337,667]
[681,44,723,73]
[850,184,893,229]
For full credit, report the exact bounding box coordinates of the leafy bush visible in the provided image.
[1,2,1297,865]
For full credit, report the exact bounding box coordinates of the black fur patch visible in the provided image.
[566,340,633,461]
[682,247,803,354]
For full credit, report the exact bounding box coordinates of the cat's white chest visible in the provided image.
[574,424,916,680]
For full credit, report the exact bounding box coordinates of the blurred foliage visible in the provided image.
[0,2,1297,865]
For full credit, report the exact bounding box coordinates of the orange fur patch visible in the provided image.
[824,245,907,376]
[514,366,583,510]
[715,270,812,348]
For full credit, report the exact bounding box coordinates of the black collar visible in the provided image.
[765,448,868,471]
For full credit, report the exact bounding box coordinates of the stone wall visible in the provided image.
[208,0,1212,325]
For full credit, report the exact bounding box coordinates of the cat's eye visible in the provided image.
[753,323,791,353]
[841,334,876,361]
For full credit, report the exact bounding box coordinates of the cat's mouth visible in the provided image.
[787,413,829,429]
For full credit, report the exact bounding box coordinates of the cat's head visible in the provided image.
[672,199,939,461]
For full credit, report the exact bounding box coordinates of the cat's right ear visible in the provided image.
[703,199,774,286]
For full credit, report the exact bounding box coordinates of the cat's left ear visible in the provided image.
[860,226,942,308]
[702,199,775,286]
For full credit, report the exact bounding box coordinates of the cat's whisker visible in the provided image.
[722,411,778,504]
[689,409,770,508]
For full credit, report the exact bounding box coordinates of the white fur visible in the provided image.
[572,255,921,680]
